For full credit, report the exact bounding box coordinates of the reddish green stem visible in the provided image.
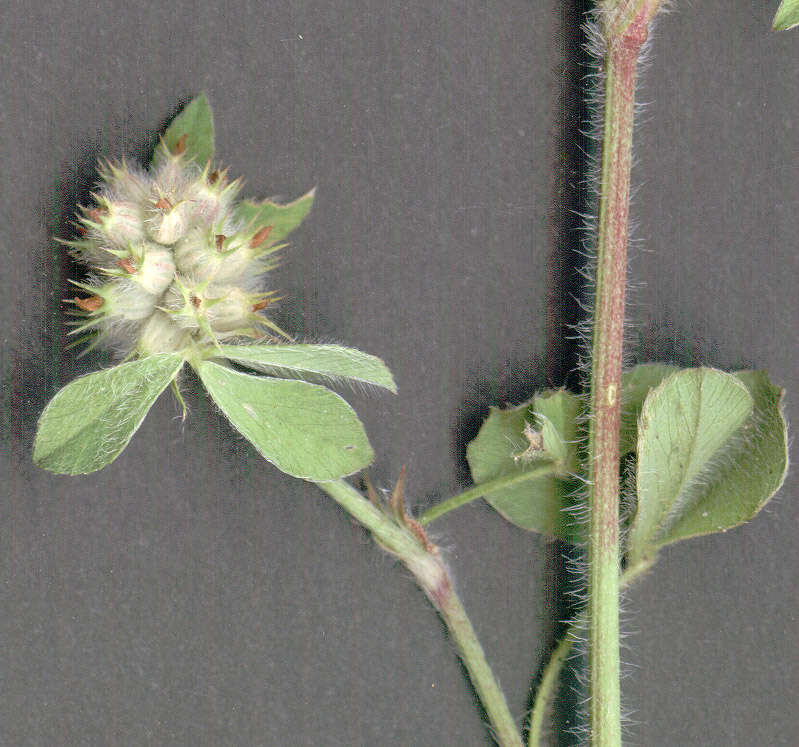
[587,3,660,745]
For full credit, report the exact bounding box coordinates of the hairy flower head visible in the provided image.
[63,139,302,358]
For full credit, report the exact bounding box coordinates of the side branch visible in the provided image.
[316,479,523,747]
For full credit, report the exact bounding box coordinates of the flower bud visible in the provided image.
[97,160,150,204]
[150,146,201,195]
[161,277,277,343]
[183,165,241,226]
[203,285,262,336]
[145,194,190,245]
[123,243,176,296]
[100,278,160,321]
[136,310,192,355]
[173,226,257,283]
[68,278,159,349]
[80,196,146,249]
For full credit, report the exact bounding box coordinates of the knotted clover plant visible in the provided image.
[34,1,795,743]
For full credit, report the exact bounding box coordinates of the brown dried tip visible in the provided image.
[251,299,271,312]
[117,258,137,274]
[190,294,202,309]
[405,516,435,554]
[87,208,105,223]
[389,465,407,522]
[249,225,273,249]
[362,472,382,508]
[154,196,173,211]
[215,234,226,251]
[75,225,87,237]
[173,133,187,155]
[74,295,103,312]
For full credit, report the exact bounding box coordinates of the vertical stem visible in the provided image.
[588,2,658,745]
[316,479,523,747]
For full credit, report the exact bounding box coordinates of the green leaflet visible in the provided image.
[628,368,788,565]
[774,0,799,30]
[161,93,215,165]
[235,189,316,244]
[217,344,397,393]
[466,390,583,542]
[196,360,374,481]
[33,354,185,474]
[620,363,679,456]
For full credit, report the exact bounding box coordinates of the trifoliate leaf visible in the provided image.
[33,354,184,474]
[628,368,787,565]
[620,363,679,456]
[235,188,315,244]
[217,344,396,393]
[161,93,215,165]
[773,0,799,30]
[196,360,373,481]
[466,390,583,542]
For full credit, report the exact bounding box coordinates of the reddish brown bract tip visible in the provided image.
[173,133,187,155]
[117,258,137,274]
[251,299,270,312]
[154,197,173,211]
[250,225,273,249]
[74,295,104,312]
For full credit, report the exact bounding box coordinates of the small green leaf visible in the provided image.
[33,354,184,474]
[628,367,787,565]
[217,344,396,393]
[773,0,799,30]
[161,93,215,165]
[235,188,315,244]
[620,364,679,455]
[466,390,583,542]
[196,360,373,481]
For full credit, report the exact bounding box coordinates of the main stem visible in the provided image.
[587,3,656,745]
[316,479,523,747]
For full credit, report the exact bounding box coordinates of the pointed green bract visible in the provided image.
[33,353,184,474]
[774,0,799,30]
[620,363,679,456]
[466,390,583,542]
[217,344,397,393]
[161,93,215,165]
[235,188,316,244]
[196,360,373,481]
[627,368,788,565]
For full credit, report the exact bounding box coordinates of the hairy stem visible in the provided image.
[525,560,654,746]
[587,2,660,745]
[316,478,523,747]
[418,462,559,526]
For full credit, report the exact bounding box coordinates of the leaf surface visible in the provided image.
[33,354,184,474]
[161,93,215,165]
[774,0,799,30]
[235,189,315,244]
[620,364,679,455]
[218,344,396,392]
[466,390,583,542]
[197,360,373,481]
[628,368,787,563]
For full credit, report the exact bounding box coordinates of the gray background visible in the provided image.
[1,1,797,745]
